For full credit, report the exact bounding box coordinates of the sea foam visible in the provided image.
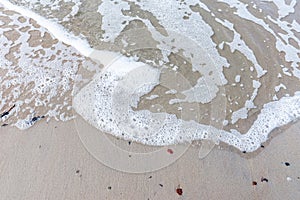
[1,0,300,153]
[73,53,300,152]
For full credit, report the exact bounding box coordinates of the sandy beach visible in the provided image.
[0,119,299,199]
[0,0,300,199]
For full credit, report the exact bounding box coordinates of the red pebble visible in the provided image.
[167,149,174,154]
[176,187,183,196]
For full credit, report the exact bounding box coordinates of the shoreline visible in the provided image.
[0,1,300,198]
[0,1,300,153]
[0,0,92,56]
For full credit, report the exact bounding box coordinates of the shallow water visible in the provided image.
[0,0,299,153]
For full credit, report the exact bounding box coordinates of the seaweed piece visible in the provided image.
[0,105,15,118]
[30,115,45,124]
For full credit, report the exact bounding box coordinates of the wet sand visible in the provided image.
[0,119,299,199]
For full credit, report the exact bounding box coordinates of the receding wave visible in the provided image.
[0,0,299,153]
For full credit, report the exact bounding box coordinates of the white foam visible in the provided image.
[262,0,296,19]
[218,0,300,79]
[165,89,177,95]
[235,75,241,83]
[62,0,82,22]
[215,18,267,78]
[74,56,300,152]
[231,80,261,124]
[2,0,300,154]
[0,0,92,57]
[169,77,217,104]
[146,95,159,100]
[98,0,230,105]
[275,83,287,92]
[0,4,95,129]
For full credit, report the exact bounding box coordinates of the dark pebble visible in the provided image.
[176,187,183,196]
[261,177,268,182]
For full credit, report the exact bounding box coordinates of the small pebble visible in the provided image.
[176,187,183,196]
[261,177,268,182]
[167,149,174,154]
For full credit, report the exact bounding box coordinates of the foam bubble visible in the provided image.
[2,0,300,154]
[0,4,96,129]
[74,55,300,152]
[0,0,92,56]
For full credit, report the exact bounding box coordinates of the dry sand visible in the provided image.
[0,118,299,199]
